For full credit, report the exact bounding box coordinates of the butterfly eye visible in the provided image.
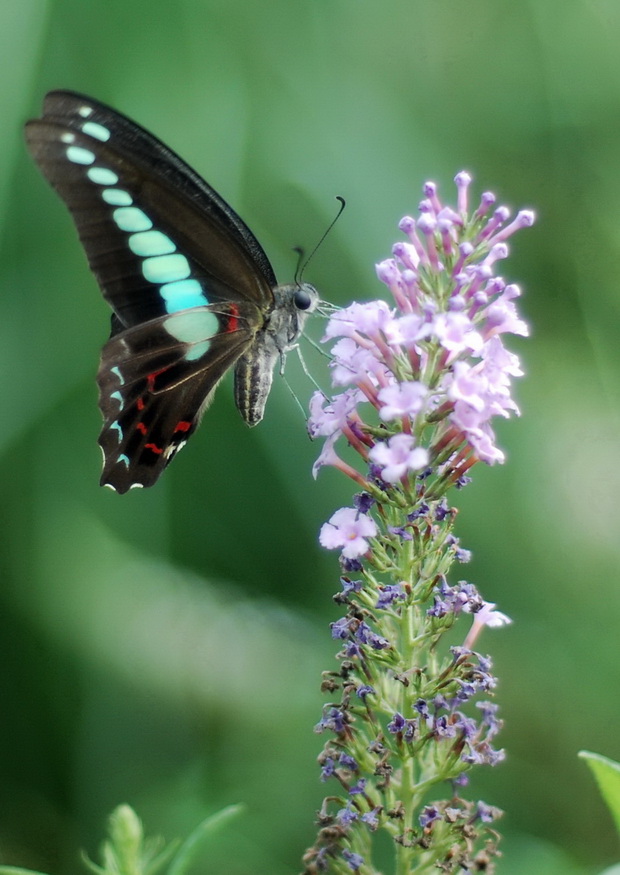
[294,287,313,311]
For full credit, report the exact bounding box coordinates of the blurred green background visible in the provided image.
[1,0,619,872]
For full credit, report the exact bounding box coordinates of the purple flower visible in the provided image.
[339,753,359,771]
[315,707,347,735]
[462,741,506,766]
[311,433,342,479]
[413,699,430,720]
[340,576,363,594]
[319,507,378,559]
[337,804,358,826]
[432,715,457,738]
[330,337,389,386]
[355,622,390,650]
[387,525,413,540]
[308,388,363,438]
[474,801,502,823]
[377,381,427,421]
[427,579,483,618]
[342,850,365,871]
[376,583,406,609]
[343,641,363,658]
[331,617,354,640]
[463,600,512,649]
[353,492,375,514]
[340,556,363,573]
[320,757,336,781]
[433,310,483,356]
[434,499,451,521]
[453,714,478,739]
[407,503,429,520]
[361,807,381,830]
[477,701,503,738]
[387,712,417,740]
[349,777,367,796]
[368,434,429,483]
[324,300,393,340]
[455,474,473,489]
[419,805,442,828]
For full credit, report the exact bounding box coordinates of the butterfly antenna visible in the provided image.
[293,343,329,393]
[279,343,331,421]
[294,196,346,284]
[304,332,332,361]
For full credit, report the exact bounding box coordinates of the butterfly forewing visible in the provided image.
[24,91,276,329]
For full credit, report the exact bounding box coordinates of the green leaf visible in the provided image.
[82,805,178,875]
[579,750,620,836]
[167,805,245,875]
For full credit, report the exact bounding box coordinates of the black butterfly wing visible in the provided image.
[97,301,261,492]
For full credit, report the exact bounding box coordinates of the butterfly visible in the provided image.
[24,90,319,493]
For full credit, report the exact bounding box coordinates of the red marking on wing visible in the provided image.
[145,443,163,455]
[174,420,192,433]
[147,367,168,392]
[137,397,145,411]
[136,422,147,435]
[226,303,239,333]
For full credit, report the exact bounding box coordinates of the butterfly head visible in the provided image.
[269,282,319,348]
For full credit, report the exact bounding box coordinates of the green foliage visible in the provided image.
[580,751,620,840]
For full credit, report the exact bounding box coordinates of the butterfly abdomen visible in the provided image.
[234,344,279,426]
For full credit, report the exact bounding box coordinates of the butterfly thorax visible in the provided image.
[234,282,319,426]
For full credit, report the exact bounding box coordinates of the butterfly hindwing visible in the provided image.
[97,301,261,492]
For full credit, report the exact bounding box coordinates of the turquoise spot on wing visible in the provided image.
[110,366,125,385]
[113,207,153,232]
[129,230,176,257]
[110,421,123,441]
[160,279,206,313]
[183,340,211,362]
[102,188,133,206]
[67,145,95,165]
[110,390,124,410]
[118,454,130,468]
[82,121,110,141]
[183,341,211,361]
[88,167,119,185]
[163,310,219,360]
[142,253,190,284]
